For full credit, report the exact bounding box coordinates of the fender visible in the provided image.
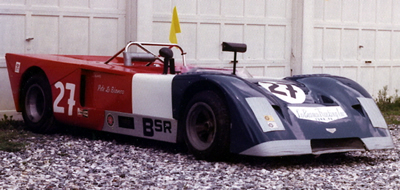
[172,73,276,153]
[6,54,81,111]
[286,74,372,98]
[172,73,392,154]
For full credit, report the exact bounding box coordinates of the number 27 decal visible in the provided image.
[258,82,306,104]
[53,82,76,116]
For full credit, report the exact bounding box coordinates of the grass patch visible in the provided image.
[376,86,400,125]
[0,115,30,152]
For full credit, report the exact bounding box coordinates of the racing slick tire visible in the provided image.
[184,90,230,160]
[21,74,58,133]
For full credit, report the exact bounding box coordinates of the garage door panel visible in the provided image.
[377,0,392,24]
[0,15,25,58]
[314,0,324,21]
[324,0,341,22]
[267,0,288,18]
[376,67,391,95]
[60,17,89,54]
[342,67,358,82]
[32,0,58,7]
[198,23,220,60]
[153,0,171,14]
[60,0,89,8]
[376,30,391,60]
[342,29,358,60]
[91,0,119,9]
[360,30,376,60]
[223,24,244,42]
[324,28,341,61]
[245,25,265,60]
[245,0,265,17]
[32,15,59,54]
[0,0,126,115]
[222,0,244,17]
[0,0,24,5]
[152,0,291,77]
[313,28,323,60]
[91,18,119,55]
[175,1,197,15]
[359,67,375,94]
[391,67,400,93]
[324,67,341,76]
[152,22,169,43]
[313,66,323,74]
[266,66,286,77]
[361,0,376,23]
[178,23,197,61]
[393,31,400,60]
[266,25,286,60]
[394,0,400,24]
[199,0,220,15]
[313,0,400,97]
[247,66,265,76]
[342,0,359,22]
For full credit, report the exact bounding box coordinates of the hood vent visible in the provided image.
[272,105,284,119]
[321,95,334,104]
[352,104,365,117]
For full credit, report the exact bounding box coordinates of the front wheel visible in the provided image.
[183,91,230,160]
[21,74,57,133]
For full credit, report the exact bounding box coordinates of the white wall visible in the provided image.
[150,0,293,78]
[0,0,127,117]
[308,0,400,97]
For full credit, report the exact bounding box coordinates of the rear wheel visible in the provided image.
[21,74,57,133]
[183,91,230,160]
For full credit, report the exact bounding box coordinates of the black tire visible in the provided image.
[183,90,230,160]
[21,74,57,133]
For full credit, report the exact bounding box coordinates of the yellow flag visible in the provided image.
[169,6,181,44]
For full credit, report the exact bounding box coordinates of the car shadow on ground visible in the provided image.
[57,125,397,169]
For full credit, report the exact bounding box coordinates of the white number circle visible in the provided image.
[259,82,306,104]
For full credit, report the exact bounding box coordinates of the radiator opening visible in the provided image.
[311,138,365,154]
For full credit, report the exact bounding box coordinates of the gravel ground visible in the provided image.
[0,126,399,189]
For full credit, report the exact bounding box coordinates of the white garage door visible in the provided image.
[151,0,292,78]
[312,0,400,96]
[0,0,126,114]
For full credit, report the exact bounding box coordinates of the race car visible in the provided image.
[5,42,394,160]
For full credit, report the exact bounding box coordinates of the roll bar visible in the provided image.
[105,42,187,66]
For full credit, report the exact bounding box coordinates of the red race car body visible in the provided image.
[5,42,394,160]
